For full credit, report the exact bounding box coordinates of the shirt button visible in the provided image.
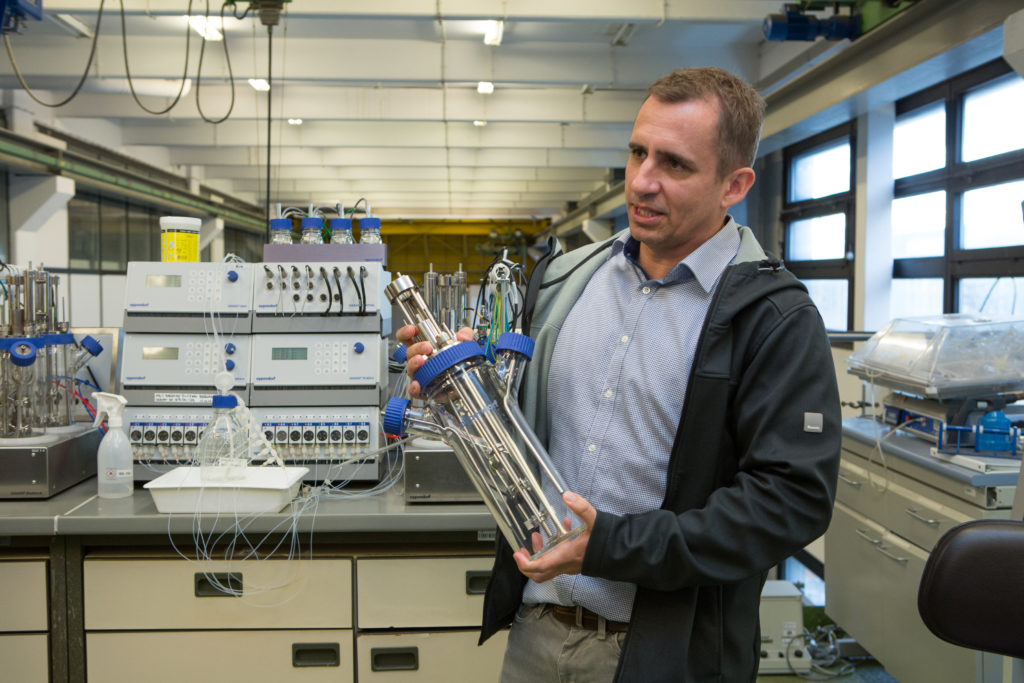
[642,286,651,294]
[588,444,596,452]
[604,389,613,398]
[621,335,629,344]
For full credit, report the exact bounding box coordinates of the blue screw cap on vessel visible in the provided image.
[80,335,103,356]
[269,218,291,231]
[495,332,535,360]
[10,343,36,367]
[383,397,411,436]
[329,217,353,231]
[391,344,407,363]
[212,394,237,409]
[413,341,484,390]
[301,216,324,230]
[359,217,381,231]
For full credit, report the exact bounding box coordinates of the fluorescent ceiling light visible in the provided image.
[88,78,193,97]
[477,81,494,95]
[248,78,271,92]
[48,13,94,39]
[483,20,504,46]
[287,118,303,125]
[186,15,223,41]
[473,120,487,127]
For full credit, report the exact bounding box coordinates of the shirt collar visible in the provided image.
[610,216,741,292]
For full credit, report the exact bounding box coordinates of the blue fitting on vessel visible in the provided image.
[80,335,103,356]
[269,217,291,231]
[9,343,37,367]
[359,217,381,231]
[413,341,485,390]
[383,397,411,436]
[495,332,535,360]
[977,410,1013,452]
[392,344,407,363]
[301,216,324,230]
[0,337,39,351]
[211,394,238,410]
[53,333,76,345]
[329,217,353,231]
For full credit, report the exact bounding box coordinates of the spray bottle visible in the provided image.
[93,392,133,499]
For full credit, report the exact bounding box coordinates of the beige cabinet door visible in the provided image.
[0,634,48,682]
[0,560,48,631]
[357,630,508,682]
[357,557,492,628]
[88,629,354,682]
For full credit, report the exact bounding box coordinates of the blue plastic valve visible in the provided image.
[227,270,239,283]
[225,359,235,371]
[224,343,236,355]
[354,342,365,354]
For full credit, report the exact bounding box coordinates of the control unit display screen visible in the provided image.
[272,347,308,361]
[146,274,183,288]
[142,347,179,361]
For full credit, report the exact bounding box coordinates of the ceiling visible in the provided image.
[0,0,792,221]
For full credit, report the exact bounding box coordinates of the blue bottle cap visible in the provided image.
[212,394,238,409]
[80,335,103,356]
[269,218,291,231]
[10,343,36,367]
[301,216,324,229]
[383,397,411,436]
[359,217,381,231]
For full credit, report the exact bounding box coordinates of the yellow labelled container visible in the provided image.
[159,216,201,262]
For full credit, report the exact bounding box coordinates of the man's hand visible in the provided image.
[395,324,475,398]
[513,492,597,583]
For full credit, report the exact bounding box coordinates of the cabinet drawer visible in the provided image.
[357,630,508,681]
[835,457,887,522]
[0,560,47,632]
[85,557,352,629]
[0,633,48,681]
[88,629,354,682]
[882,480,970,552]
[357,557,492,628]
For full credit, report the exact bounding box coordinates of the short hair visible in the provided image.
[646,67,765,177]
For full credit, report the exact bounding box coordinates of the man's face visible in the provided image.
[625,96,743,268]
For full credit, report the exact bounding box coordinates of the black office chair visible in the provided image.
[917,518,1024,659]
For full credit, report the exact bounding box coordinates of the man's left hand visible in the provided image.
[513,492,597,583]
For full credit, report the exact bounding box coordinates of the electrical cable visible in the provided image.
[347,266,363,314]
[4,1,106,108]
[320,266,332,315]
[333,267,344,316]
[345,198,368,216]
[194,0,237,124]
[358,266,368,315]
[119,0,192,115]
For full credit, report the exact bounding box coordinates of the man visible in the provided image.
[400,67,840,682]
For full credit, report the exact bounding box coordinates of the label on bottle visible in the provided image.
[104,469,134,480]
[154,392,215,405]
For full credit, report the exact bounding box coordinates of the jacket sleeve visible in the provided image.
[581,301,842,590]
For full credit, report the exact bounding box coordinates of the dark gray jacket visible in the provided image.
[480,225,841,682]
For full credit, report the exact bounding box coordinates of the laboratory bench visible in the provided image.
[0,480,502,683]
[828,417,1018,683]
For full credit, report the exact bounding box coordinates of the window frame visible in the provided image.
[892,59,1024,314]
[781,122,857,331]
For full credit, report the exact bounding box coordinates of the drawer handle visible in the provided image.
[838,474,862,489]
[876,545,908,564]
[466,570,491,595]
[371,646,419,672]
[855,528,880,545]
[292,642,340,668]
[194,572,242,597]
[905,508,940,526]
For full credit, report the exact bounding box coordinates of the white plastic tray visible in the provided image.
[144,466,309,514]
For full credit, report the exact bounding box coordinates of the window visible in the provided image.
[891,60,1024,317]
[782,124,855,330]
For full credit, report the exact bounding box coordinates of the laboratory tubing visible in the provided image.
[300,216,325,245]
[358,217,383,244]
[159,216,201,263]
[94,392,134,498]
[269,217,293,245]
[198,394,249,481]
[383,273,584,558]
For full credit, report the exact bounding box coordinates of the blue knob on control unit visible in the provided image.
[225,343,236,355]
[354,342,365,354]
[227,270,239,282]
[225,359,235,371]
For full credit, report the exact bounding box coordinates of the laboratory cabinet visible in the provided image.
[0,557,50,682]
[826,421,1012,683]
[357,630,508,681]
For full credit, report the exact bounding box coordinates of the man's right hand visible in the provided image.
[396,324,475,398]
